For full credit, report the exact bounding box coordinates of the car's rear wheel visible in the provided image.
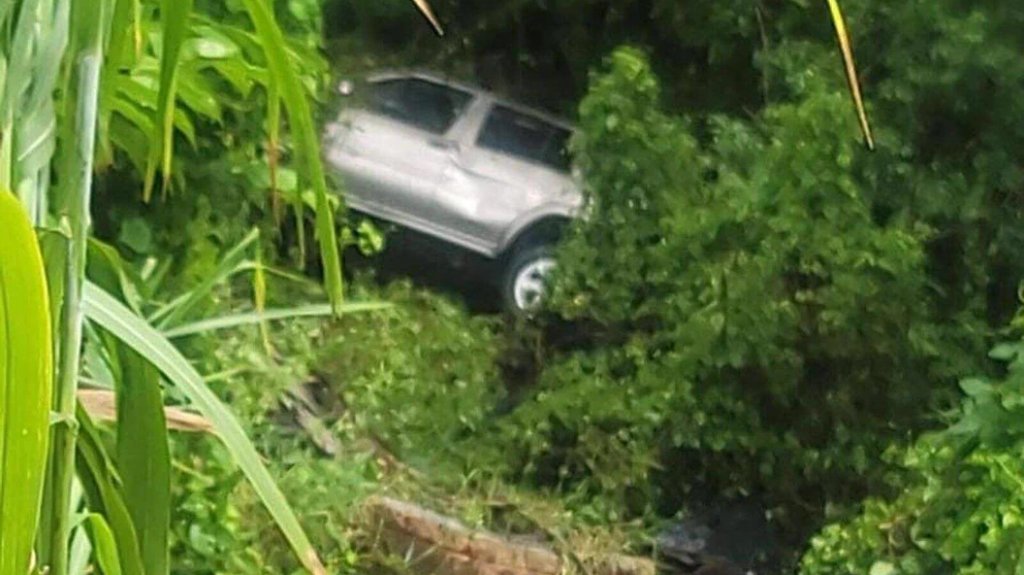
[501,244,557,314]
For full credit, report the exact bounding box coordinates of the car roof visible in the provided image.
[364,69,575,132]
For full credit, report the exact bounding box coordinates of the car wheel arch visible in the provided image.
[499,214,572,260]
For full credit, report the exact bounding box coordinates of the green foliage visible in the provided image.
[93,1,330,292]
[801,327,1024,575]
[163,280,483,573]
[483,47,976,537]
[316,279,503,467]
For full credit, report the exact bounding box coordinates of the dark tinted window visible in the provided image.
[366,78,472,134]
[476,105,571,172]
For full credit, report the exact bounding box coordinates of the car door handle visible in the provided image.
[428,137,459,151]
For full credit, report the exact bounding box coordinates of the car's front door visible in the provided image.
[332,77,473,227]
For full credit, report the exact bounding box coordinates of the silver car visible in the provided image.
[323,70,583,312]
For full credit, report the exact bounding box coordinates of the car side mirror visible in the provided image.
[338,80,355,96]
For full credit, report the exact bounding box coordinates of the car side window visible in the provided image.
[476,105,571,172]
[366,78,472,135]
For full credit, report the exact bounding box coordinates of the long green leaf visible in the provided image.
[116,350,169,575]
[81,282,327,574]
[97,0,140,167]
[87,239,171,575]
[237,0,343,315]
[163,302,390,338]
[0,189,53,575]
[75,406,145,575]
[142,0,194,200]
[35,226,69,567]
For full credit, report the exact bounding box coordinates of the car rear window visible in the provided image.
[366,78,473,135]
[476,105,572,172]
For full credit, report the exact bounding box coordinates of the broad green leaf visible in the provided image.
[826,0,874,149]
[81,282,327,574]
[84,514,124,575]
[163,302,390,339]
[237,0,343,315]
[75,406,145,575]
[142,0,194,200]
[0,189,53,575]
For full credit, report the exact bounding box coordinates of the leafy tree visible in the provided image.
[479,47,975,550]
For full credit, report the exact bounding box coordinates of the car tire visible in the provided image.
[501,244,557,315]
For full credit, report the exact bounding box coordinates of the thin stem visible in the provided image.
[48,49,102,575]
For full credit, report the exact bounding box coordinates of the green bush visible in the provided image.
[315,279,503,468]
[801,324,1024,575]
[165,278,502,572]
[93,0,330,290]
[482,47,978,536]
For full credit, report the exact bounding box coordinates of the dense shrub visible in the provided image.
[801,319,1024,574]
[315,279,503,468]
[92,0,330,291]
[166,279,502,572]
[479,48,980,541]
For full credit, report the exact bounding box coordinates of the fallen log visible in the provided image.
[362,496,657,575]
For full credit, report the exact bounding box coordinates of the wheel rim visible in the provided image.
[512,257,557,311]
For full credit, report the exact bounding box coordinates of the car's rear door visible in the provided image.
[434,102,574,252]
[325,77,473,226]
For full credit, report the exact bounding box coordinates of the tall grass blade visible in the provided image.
[826,0,874,149]
[86,242,172,574]
[116,350,170,575]
[163,302,389,338]
[0,189,53,575]
[142,0,195,200]
[98,0,139,167]
[266,77,283,223]
[75,406,145,575]
[237,0,344,315]
[150,227,260,328]
[35,226,69,568]
[81,282,328,574]
[253,244,273,355]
